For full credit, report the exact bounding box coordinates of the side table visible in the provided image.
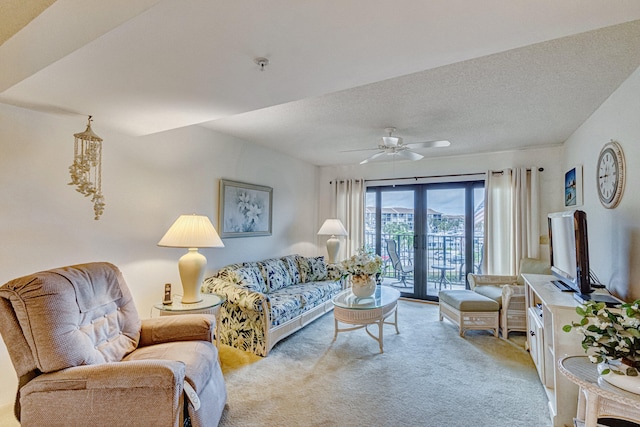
[558,356,640,427]
[153,293,225,347]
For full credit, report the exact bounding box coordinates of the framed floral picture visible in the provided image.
[219,179,272,238]
[564,165,583,207]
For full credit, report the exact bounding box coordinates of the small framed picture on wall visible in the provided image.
[564,165,583,207]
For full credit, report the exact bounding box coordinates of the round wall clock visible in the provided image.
[596,140,625,209]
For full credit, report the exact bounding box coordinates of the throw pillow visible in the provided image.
[233,266,268,293]
[281,255,301,285]
[259,259,292,292]
[307,256,328,281]
[296,256,312,283]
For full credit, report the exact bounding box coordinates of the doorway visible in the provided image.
[365,181,484,301]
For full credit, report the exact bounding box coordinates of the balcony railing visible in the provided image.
[367,232,483,287]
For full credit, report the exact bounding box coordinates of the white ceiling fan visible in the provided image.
[347,127,450,164]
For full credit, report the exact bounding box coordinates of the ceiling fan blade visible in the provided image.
[396,151,424,161]
[340,146,382,153]
[360,151,386,164]
[405,140,451,149]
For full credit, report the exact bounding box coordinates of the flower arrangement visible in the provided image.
[563,299,640,375]
[340,246,383,278]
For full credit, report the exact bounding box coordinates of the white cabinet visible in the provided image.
[527,306,544,381]
[523,274,585,427]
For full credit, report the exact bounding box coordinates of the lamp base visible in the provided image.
[178,248,207,303]
[326,236,340,264]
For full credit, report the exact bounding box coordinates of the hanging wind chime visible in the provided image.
[68,116,105,220]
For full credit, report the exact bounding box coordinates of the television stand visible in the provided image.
[551,280,574,292]
[573,292,622,307]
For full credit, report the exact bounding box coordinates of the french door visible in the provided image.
[365,181,484,301]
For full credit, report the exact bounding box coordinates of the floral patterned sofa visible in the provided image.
[201,255,344,356]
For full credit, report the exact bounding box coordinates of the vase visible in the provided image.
[351,274,376,298]
[598,360,640,394]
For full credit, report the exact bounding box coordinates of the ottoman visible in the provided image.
[439,289,499,337]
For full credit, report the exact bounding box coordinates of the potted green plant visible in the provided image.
[564,299,640,391]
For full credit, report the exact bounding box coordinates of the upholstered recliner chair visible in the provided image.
[467,258,551,338]
[0,262,226,426]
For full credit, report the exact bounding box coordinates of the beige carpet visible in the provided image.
[218,299,551,427]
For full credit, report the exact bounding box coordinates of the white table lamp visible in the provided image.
[317,219,348,264]
[158,214,224,303]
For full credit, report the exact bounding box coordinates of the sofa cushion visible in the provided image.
[268,293,302,326]
[439,289,499,312]
[517,258,551,285]
[273,283,327,311]
[124,340,217,393]
[307,256,328,281]
[474,285,503,308]
[281,255,301,285]
[259,259,292,293]
[307,279,343,298]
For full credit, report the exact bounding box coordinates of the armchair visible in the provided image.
[467,258,550,338]
[0,262,226,426]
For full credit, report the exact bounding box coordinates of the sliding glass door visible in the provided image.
[366,181,484,301]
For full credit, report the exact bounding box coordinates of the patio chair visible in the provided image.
[385,239,412,287]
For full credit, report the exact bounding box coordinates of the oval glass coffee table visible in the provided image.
[332,285,400,353]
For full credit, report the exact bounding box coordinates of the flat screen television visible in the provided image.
[548,210,591,294]
[547,210,621,306]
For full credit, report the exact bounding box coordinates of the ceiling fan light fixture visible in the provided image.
[382,136,401,147]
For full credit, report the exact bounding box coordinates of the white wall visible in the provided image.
[562,64,640,301]
[318,146,565,261]
[0,103,320,407]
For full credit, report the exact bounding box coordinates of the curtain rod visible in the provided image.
[364,168,544,182]
[490,167,544,176]
[363,172,484,183]
[330,168,543,184]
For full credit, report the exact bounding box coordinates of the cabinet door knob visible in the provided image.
[529,331,535,336]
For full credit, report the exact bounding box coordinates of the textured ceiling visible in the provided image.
[2,1,640,166]
[0,0,55,46]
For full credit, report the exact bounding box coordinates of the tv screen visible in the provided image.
[547,210,591,295]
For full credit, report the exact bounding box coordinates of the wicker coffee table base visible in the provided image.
[333,301,399,353]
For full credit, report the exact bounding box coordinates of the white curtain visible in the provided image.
[484,168,540,275]
[332,178,365,260]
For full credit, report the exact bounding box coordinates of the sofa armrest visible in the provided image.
[202,277,268,312]
[467,273,518,290]
[139,315,215,347]
[502,284,525,307]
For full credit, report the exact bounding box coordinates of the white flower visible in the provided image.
[246,204,262,223]
[597,321,613,329]
[341,247,383,277]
